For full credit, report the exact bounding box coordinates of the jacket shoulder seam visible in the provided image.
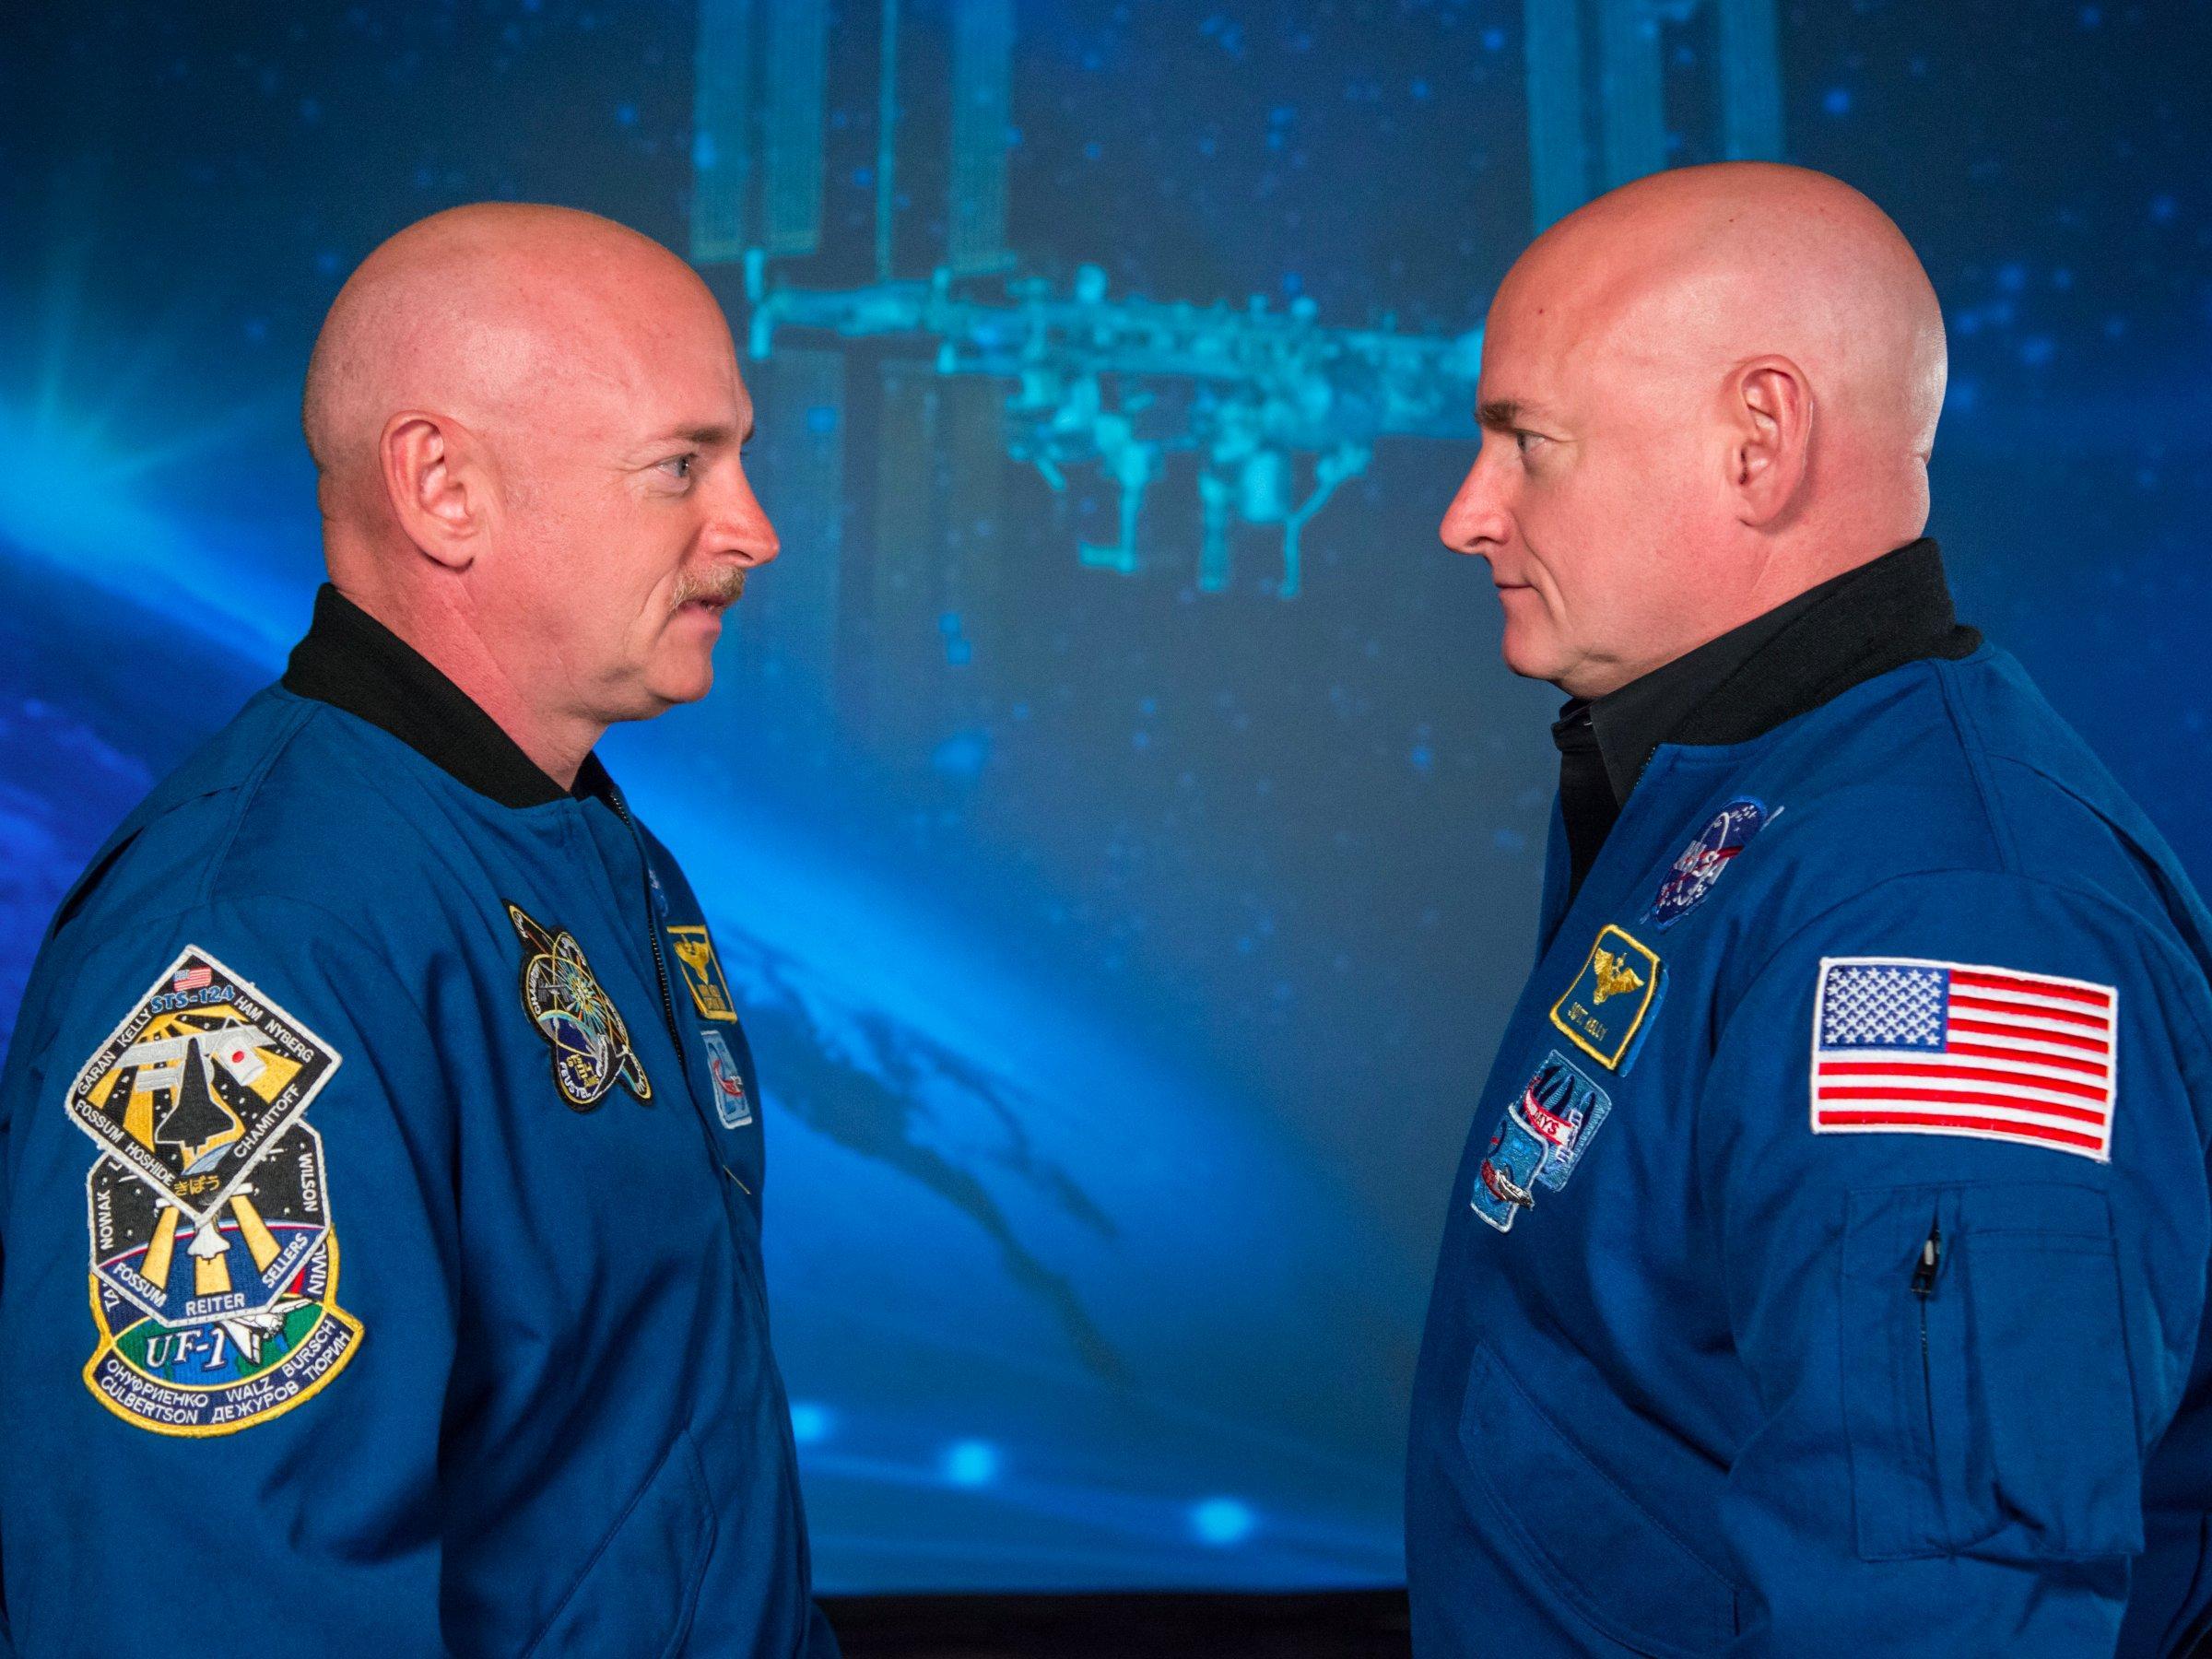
[1930,656,2018,876]
[65,890,441,1047]
[194,695,324,910]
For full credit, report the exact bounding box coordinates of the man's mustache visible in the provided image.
[670,565,747,610]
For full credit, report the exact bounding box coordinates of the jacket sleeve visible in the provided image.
[1697,867,2212,1657]
[0,894,460,1653]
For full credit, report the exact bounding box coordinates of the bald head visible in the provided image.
[302,203,724,517]
[1505,162,1947,478]
[1441,162,1949,697]
[300,202,778,785]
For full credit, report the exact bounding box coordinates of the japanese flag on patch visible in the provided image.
[1810,956,2118,1161]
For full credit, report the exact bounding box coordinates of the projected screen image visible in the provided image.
[3,0,2204,1594]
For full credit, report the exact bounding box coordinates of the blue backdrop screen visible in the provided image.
[3,0,2206,1594]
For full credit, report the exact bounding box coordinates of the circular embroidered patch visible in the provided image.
[506,902,653,1111]
[1650,797,1769,928]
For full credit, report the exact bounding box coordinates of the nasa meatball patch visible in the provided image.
[1649,797,1771,927]
[68,945,362,1435]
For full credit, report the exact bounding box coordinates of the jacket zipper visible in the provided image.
[600,784,782,1488]
[604,783,688,1073]
[1910,1214,1943,1468]
[602,782,758,1217]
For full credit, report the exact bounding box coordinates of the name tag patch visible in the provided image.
[666,924,739,1023]
[1550,924,1665,1071]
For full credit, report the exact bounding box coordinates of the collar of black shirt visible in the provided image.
[1550,536,1982,811]
[281,582,614,810]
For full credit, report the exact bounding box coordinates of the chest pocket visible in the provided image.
[1840,1182,2142,1563]
[1460,1342,1739,1656]
[522,1429,718,1659]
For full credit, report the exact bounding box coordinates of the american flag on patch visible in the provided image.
[1811,956,2118,1161]
[171,965,213,994]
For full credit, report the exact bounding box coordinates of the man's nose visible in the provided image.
[705,463,782,569]
[1439,447,1512,558]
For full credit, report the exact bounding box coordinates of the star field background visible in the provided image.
[2,0,2207,1595]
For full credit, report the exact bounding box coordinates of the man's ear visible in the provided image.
[380,411,492,571]
[1726,356,1812,528]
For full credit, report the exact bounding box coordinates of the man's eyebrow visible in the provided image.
[1477,399,1525,430]
[647,422,740,448]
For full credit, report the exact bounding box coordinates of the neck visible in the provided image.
[328,566,604,792]
[1584,527,1926,698]
[430,645,603,792]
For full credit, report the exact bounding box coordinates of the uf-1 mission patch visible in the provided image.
[68,945,361,1435]
[701,1028,753,1128]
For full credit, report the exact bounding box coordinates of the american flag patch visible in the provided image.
[171,966,212,994]
[1810,956,2118,1161]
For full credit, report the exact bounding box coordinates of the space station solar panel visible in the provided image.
[1719,0,1783,160]
[947,0,1014,276]
[764,0,830,258]
[1596,0,1665,193]
[753,347,847,683]
[691,0,755,264]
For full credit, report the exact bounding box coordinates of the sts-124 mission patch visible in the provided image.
[67,945,361,1435]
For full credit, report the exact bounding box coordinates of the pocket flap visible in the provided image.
[524,1428,719,1659]
[1841,1182,2143,1563]
[1461,1342,1737,1656]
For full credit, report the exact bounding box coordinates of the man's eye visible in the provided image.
[1513,429,1545,456]
[658,453,698,483]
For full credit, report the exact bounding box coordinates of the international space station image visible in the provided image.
[685,0,1782,734]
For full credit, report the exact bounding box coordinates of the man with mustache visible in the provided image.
[0,204,839,1655]
[1409,162,2212,1655]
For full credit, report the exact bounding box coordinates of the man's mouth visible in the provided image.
[674,571,747,614]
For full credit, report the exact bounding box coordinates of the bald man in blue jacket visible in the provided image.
[1411,163,2212,1656]
[0,205,837,1655]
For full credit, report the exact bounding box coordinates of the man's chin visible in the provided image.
[1498,624,1567,687]
[639,652,718,712]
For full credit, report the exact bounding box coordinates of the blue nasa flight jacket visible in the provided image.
[1408,547,2212,1657]
[0,586,838,1656]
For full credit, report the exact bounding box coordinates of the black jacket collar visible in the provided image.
[1555,537,1981,807]
[282,582,609,809]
